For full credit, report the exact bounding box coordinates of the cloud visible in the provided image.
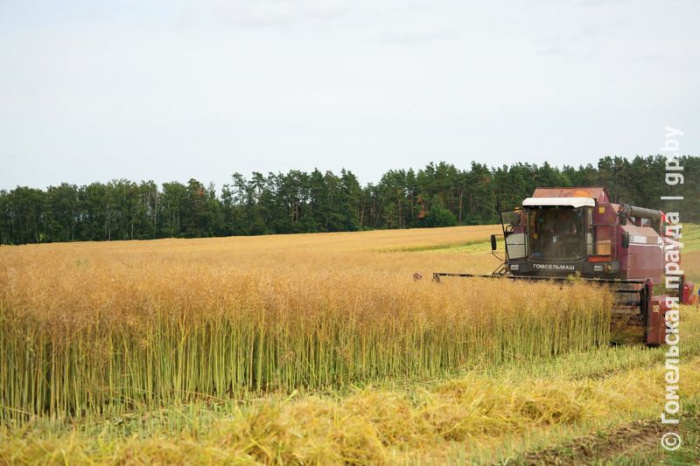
[379,28,459,45]
[539,44,567,56]
[630,53,661,62]
[533,19,625,57]
[574,0,630,7]
[207,0,349,29]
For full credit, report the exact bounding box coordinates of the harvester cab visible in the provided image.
[433,187,696,346]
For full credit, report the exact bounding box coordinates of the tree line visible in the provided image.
[1,155,697,245]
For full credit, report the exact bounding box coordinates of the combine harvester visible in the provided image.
[434,187,697,345]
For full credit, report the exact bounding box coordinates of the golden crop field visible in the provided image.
[1,225,699,464]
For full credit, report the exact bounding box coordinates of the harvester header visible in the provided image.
[433,186,697,346]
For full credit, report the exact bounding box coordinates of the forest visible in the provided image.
[0,155,697,245]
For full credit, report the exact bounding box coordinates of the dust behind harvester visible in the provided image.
[433,187,697,346]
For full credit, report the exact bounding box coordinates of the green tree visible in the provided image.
[424,205,458,227]
[160,181,187,237]
[45,183,79,242]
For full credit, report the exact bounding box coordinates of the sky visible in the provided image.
[1,0,698,190]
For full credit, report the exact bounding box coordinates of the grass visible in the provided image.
[379,238,492,253]
[679,223,700,253]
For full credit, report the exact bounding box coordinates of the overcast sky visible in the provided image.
[1,0,698,190]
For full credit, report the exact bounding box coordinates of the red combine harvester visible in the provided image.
[433,187,697,345]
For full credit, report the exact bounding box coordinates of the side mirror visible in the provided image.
[621,231,630,249]
[490,234,497,251]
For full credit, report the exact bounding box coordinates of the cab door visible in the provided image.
[500,210,527,260]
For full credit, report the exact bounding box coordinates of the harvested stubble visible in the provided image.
[0,231,612,420]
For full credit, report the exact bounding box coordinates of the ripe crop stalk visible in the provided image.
[0,232,613,421]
